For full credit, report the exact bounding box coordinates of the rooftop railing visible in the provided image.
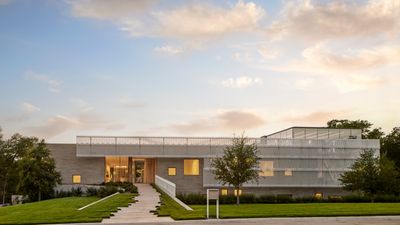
[76,136,380,149]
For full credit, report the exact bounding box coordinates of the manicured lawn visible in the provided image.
[190,203,400,219]
[0,193,134,224]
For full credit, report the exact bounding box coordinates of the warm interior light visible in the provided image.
[72,175,81,184]
[184,159,199,175]
[259,161,274,177]
[285,168,293,176]
[168,167,176,176]
[221,189,228,196]
[234,189,242,196]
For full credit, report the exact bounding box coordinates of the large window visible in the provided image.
[259,161,274,177]
[105,157,129,182]
[184,159,199,175]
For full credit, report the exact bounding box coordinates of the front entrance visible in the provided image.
[105,157,155,184]
[134,160,144,183]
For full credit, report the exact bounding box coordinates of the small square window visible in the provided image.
[234,189,242,196]
[221,189,228,196]
[284,168,292,176]
[315,192,323,199]
[168,167,176,176]
[259,161,274,177]
[72,175,81,184]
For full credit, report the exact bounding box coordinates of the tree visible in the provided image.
[327,119,384,139]
[0,134,33,204]
[339,150,380,199]
[339,150,400,199]
[381,127,400,169]
[17,139,61,201]
[211,135,260,205]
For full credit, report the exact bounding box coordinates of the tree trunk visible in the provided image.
[2,172,8,205]
[38,187,41,202]
[236,187,240,205]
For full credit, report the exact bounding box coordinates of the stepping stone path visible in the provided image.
[102,184,173,223]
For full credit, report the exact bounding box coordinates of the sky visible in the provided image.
[0,0,399,143]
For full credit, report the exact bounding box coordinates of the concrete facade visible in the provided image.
[47,143,104,185]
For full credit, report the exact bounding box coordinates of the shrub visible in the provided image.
[239,194,256,203]
[257,194,276,203]
[97,186,119,198]
[276,195,294,203]
[54,190,72,198]
[341,195,370,203]
[177,193,206,205]
[220,195,236,204]
[105,182,138,193]
[373,195,400,202]
[85,187,98,197]
[294,196,323,203]
[328,195,344,203]
[71,187,83,197]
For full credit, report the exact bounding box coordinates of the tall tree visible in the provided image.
[17,139,61,201]
[327,119,384,139]
[381,127,400,168]
[339,150,380,199]
[211,135,260,205]
[0,134,33,204]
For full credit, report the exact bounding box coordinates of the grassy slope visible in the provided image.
[191,203,400,219]
[0,193,134,224]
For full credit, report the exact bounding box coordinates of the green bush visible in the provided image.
[219,195,237,204]
[342,195,370,203]
[85,187,98,197]
[257,194,276,203]
[54,190,72,198]
[177,193,206,205]
[373,195,400,202]
[104,182,138,193]
[97,186,119,198]
[71,187,83,197]
[276,195,294,203]
[294,196,323,203]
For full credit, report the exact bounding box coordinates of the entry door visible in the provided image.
[134,160,145,183]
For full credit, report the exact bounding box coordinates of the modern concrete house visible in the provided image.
[48,127,380,198]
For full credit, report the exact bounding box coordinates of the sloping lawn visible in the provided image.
[0,193,134,224]
[190,203,400,219]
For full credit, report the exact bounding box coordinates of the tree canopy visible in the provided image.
[211,135,260,205]
[326,119,384,139]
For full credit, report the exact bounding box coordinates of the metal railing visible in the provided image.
[77,136,380,149]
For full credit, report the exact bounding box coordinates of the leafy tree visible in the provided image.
[340,150,400,199]
[381,127,400,169]
[0,134,33,204]
[211,135,260,205]
[327,119,384,139]
[340,150,380,199]
[17,139,61,201]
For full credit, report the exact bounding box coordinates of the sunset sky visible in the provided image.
[0,0,399,143]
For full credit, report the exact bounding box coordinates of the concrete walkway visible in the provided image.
[102,184,173,223]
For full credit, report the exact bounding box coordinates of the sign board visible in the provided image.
[207,189,219,219]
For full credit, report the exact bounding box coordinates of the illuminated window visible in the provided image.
[284,168,292,176]
[221,189,228,196]
[184,159,199,175]
[72,175,81,184]
[168,167,176,176]
[234,189,242,196]
[259,161,274,177]
[315,192,323,199]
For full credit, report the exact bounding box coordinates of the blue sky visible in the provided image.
[0,0,399,143]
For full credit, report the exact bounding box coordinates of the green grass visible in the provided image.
[190,203,400,219]
[0,193,134,224]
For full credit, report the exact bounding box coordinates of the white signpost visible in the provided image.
[206,189,219,219]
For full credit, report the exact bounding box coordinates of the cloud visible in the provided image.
[0,0,10,5]
[281,110,348,124]
[221,76,262,88]
[2,102,40,122]
[154,45,182,55]
[170,110,266,134]
[118,98,146,108]
[69,1,265,43]
[269,0,400,42]
[25,71,62,93]
[302,43,400,72]
[26,112,126,139]
[21,102,40,113]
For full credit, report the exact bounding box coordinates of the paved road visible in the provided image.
[55,216,400,225]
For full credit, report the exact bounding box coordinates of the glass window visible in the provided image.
[184,159,199,175]
[315,192,323,199]
[221,189,228,196]
[284,168,292,176]
[259,161,274,177]
[72,175,81,184]
[234,189,242,196]
[168,167,176,176]
[105,157,129,182]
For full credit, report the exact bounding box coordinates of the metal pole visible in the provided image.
[216,199,219,219]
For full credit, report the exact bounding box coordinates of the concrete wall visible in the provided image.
[47,144,104,185]
[156,158,204,194]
